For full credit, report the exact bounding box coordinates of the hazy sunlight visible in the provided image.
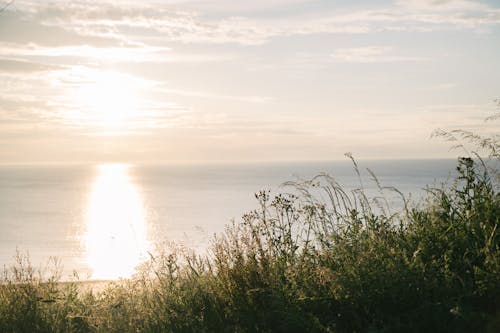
[72,70,143,131]
[85,164,149,280]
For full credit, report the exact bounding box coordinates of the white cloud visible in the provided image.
[330,46,425,63]
[1,0,498,163]
[394,0,487,11]
[0,43,171,62]
[161,87,272,104]
[7,0,500,47]
[0,58,62,72]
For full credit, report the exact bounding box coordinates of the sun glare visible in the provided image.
[71,70,145,131]
[84,164,149,280]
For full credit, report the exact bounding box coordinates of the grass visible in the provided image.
[1,129,499,332]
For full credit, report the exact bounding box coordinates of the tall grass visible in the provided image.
[1,123,499,332]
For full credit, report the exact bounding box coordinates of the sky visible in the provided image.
[0,0,499,164]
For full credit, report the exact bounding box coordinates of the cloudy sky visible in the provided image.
[1,0,499,164]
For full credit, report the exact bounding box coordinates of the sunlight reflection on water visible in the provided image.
[84,164,149,280]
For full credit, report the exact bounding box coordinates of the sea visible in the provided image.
[0,159,458,280]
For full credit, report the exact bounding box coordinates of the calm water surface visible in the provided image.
[0,159,457,279]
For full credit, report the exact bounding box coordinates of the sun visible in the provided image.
[69,69,145,132]
[80,73,138,125]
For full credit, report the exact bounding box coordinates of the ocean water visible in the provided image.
[0,159,458,280]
